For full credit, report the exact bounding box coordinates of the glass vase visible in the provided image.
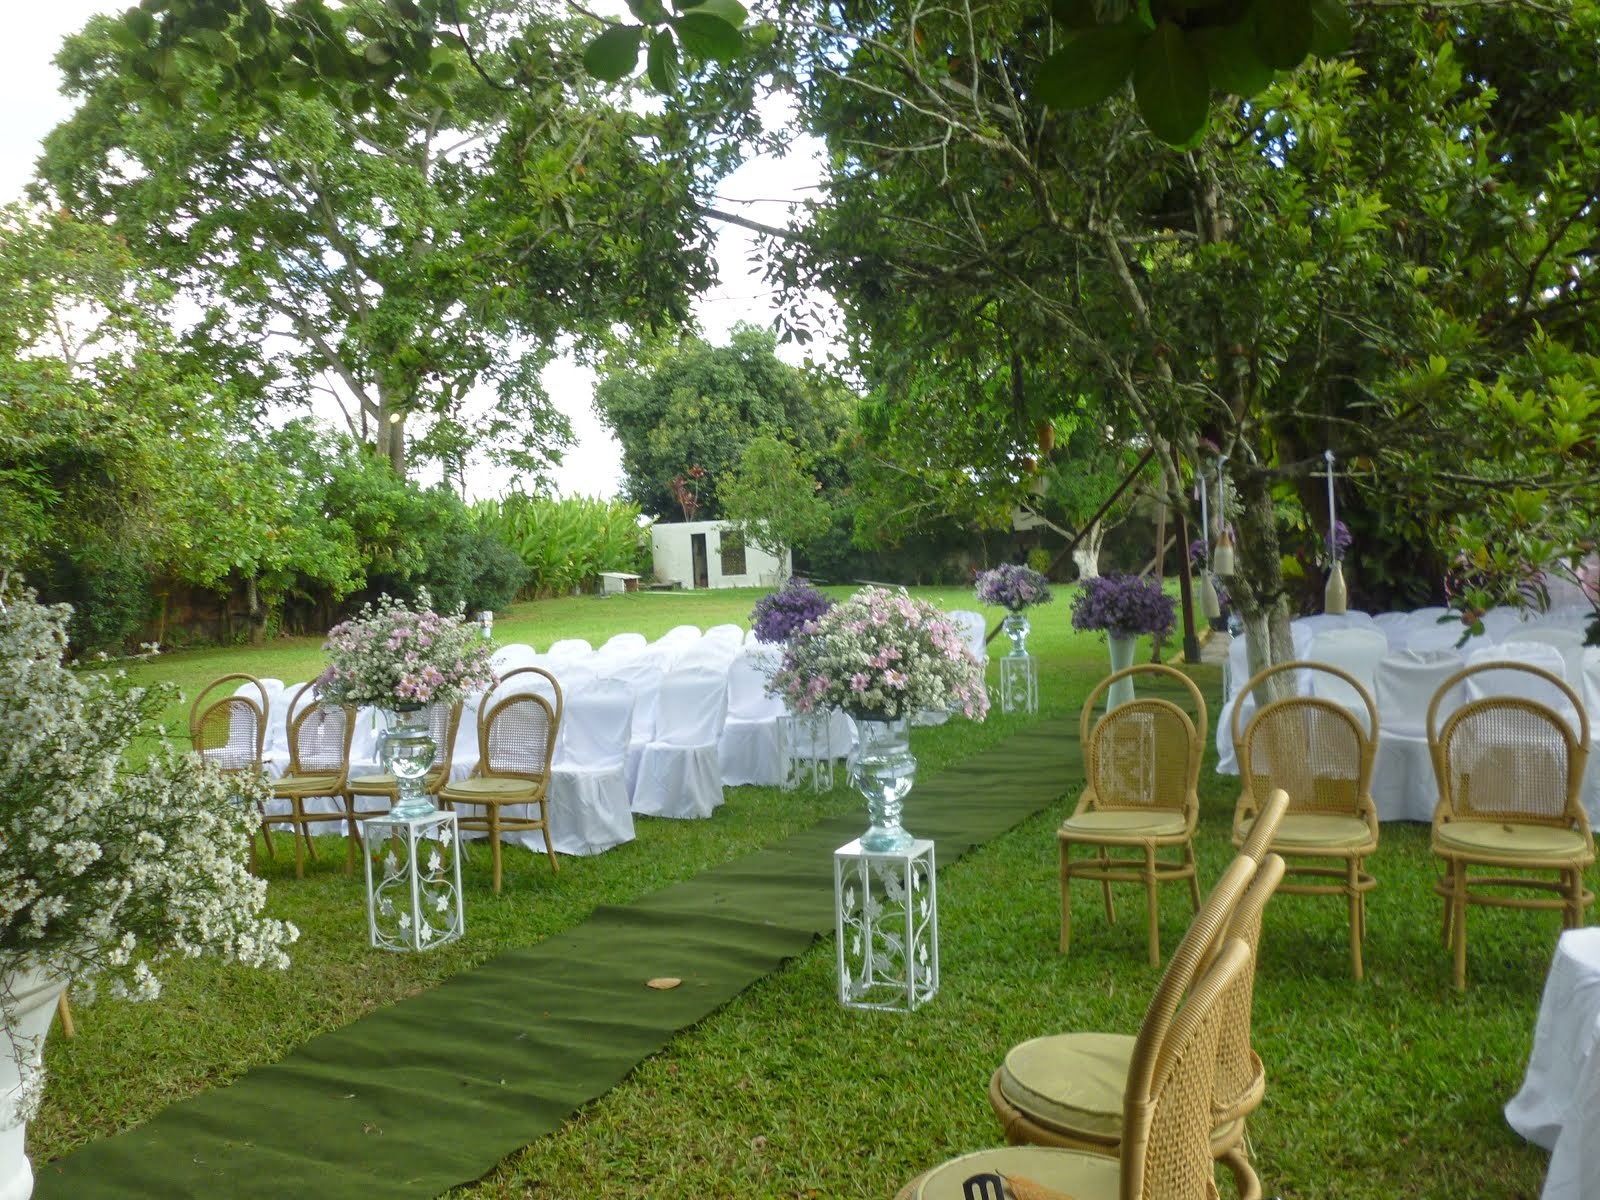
[381,706,437,819]
[1107,634,1137,710]
[854,717,917,852]
[1002,612,1030,657]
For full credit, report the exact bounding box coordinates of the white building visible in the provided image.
[650,520,790,590]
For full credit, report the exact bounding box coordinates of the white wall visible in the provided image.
[650,520,790,589]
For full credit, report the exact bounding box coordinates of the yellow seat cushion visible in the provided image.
[1060,810,1186,839]
[1434,820,1592,859]
[348,773,398,791]
[271,772,343,797]
[997,1032,1133,1142]
[908,1146,1120,1200]
[1244,811,1371,850]
[440,777,541,800]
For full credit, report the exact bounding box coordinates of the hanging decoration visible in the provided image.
[1212,456,1236,576]
[1323,449,1347,615]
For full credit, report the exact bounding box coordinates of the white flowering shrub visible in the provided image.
[0,592,298,1121]
[770,586,989,722]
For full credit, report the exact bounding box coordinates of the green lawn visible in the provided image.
[40,587,1554,1198]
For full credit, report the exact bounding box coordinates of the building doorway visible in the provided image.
[690,533,710,589]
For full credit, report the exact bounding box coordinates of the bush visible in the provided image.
[473,494,647,596]
[33,544,155,657]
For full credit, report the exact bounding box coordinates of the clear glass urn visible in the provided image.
[1002,612,1030,657]
[854,717,917,852]
[381,706,437,819]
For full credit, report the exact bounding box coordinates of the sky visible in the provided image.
[7,3,834,502]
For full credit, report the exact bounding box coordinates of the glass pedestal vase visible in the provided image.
[1106,634,1137,709]
[380,706,437,820]
[854,717,917,852]
[1002,612,1030,657]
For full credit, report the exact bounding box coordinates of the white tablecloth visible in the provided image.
[1507,927,1600,1199]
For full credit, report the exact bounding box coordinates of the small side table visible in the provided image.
[1000,653,1039,715]
[361,809,465,952]
[834,837,939,1011]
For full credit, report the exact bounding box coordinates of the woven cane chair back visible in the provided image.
[1236,788,1290,861]
[1079,664,1207,815]
[479,691,558,782]
[1209,853,1285,1122]
[285,684,354,776]
[1235,662,1377,818]
[189,673,267,774]
[1123,938,1251,1200]
[422,700,462,779]
[1428,663,1589,830]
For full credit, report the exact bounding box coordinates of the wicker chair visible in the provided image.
[1059,664,1209,967]
[438,668,562,893]
[1427,662,1593,990]
[269,683,356,878]
[342,701,463,868]
[991,792,1289,1200]
[898,938,1254,1200]
[188,673,273,867]
[1231,661,1380,980]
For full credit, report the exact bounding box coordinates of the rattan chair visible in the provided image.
[1427,662,1594,989]
[438,668,562,893]
[1231,661,1380,980]
[991,792,1289,1200]
[1060,664,1209,967]
[342,700,463,868]
[269,683,357,878]
[188,673,273,868]
[898,938,1253,1200]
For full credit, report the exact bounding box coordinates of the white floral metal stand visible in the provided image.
[833,837,938,1011]
[1000,654,1039,715]
[361,810,464,952]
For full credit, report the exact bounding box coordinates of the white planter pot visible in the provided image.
[1,968,69,1200]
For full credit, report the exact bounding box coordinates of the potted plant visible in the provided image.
[770,587,987,850]
[0,591,299,1200]
[1070,574,1177,707]
[974,563,1054,657]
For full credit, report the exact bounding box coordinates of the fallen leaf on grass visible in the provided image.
[647,977,682,989]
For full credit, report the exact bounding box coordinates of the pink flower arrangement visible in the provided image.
[316,590,496,710]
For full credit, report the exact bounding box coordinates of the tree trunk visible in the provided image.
[1072,520,1105,580]
[246,577,267,647]
[1232,473,1296,703]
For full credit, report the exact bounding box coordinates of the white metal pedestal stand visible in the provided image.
[833,837,939,1011]
[361,809,465,952]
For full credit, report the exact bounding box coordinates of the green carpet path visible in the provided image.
[38,714,1091,1199]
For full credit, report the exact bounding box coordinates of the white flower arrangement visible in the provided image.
[769,586,990,722]
[316,590,496,711]
[0,592,298,1123]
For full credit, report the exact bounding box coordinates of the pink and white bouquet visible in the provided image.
[316,591,496,710]
[770,586,989,722]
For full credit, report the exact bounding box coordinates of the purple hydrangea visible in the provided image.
[1070,574,1177,641]
[975,563,1054,612]
[751,577,835,644]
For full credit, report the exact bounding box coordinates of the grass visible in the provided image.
[38,586,1555,1199]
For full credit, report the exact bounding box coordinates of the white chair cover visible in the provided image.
[632,667,728,819]
[1291,612,1361,641]
[1580,647,1600,823]
[1307,628,1389,724]
[948,609,989,666]
[609,659,666,796]
[704,623,745,646]
[545,638,593,661]
[1371,611,1410,644]
[597,632,647,660]
[676,639,739,673]
[1403,621,1467,654]
[491,643,539,672]
[1505,627,1590,690]
[546,679,636,855]
[1369,649,1466,822]
[1480,606,1532,642]
[657,624,702,647]
[1466,641,1574,696]
[719,648,787,786]
[744,627,767,646]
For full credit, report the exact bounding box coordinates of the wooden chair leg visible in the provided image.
[489,804,503,893]
[1059,845,1073,955]
[540,800,559,872]
[1452,862,1469,990]
[1347,858,1364,982]
[1145,845,1161,968]
[55,992,75,1040]
[1185,843,1201,911]
[1099,847,1116,924]
[291,802,307,878]
[1222,1142,1261,1200]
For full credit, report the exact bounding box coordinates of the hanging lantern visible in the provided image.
[1199,573,1222,621]
[1323,449,1347,615]
[1212,456,1236,576]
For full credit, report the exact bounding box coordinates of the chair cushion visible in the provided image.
[906,1146,1120,1200]
[997,1032,1133,1141]
[1434,820,1592,859]
[1247,812,1372,850]
[271,772,342,797]
[440,777,539,800]
[348,773,397,791]
[1060,810,1187,838]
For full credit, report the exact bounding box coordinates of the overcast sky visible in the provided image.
[7,4,833,503]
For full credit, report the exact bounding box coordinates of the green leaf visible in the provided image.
[1252,0,1314,70]
[1049,0,1099,29]
[1133,21,1209,145]
[675,11,742,63]
[1190,20,1272,97]
[626,0,671,22]
[646,29,680,92]
[677,0,747,25]
[1308,0,1354,56]
[1036,22,1145,110]
[364,42,393,66]
[583,24,645,81]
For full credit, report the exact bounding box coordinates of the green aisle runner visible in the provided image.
[38,717,1083,1199]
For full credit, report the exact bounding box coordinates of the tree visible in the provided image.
[37,8,722,480]
[718,435,833,570]
[593,324,851,519]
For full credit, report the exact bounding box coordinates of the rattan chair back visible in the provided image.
[189,673,267,774]
[1427,662,1590,830]
[1234,662,1377,818]
[1079,664,1207,815]
[484,666,564,730]
[1236,788,1289,861]
[1209,853,1286,1123]
[1122,938,1252,1200]
[479,691,558,783]
[423,700,463,780]
[284,683,354,778]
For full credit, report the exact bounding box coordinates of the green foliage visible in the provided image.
[717,435,833,561]
[35,544,156,657]
[473,494,648,596]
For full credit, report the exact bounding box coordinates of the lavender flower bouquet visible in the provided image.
[975,563,1054,612]
[1070,574,1176,642]
[751,577,835,644]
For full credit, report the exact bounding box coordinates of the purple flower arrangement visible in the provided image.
[751,577,835,644]
[974,563,1053,612]
[1325,519,1353,564]
[1070,574,1177,641]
